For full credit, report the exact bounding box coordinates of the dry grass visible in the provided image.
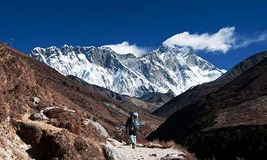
[144,140,196,160]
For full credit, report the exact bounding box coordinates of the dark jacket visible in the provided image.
[125,116,139,135]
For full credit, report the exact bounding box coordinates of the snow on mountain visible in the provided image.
[30,44,225,97]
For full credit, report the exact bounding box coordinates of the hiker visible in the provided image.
[125,112,140,149]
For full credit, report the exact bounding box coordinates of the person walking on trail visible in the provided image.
[125,112,140,149]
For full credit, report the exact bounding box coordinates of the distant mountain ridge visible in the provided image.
[30,45,225,97]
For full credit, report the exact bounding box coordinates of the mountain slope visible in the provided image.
[153,51,267,118]
[30,45,225,97]
[0,43,163,159]
[67,75,160,113]
[147,51,267,159]
[139,91,175,106]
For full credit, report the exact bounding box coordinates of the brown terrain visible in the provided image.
[0,43,165,159]
[148,51,267,159]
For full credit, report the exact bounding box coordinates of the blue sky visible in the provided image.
[1,0,267,70]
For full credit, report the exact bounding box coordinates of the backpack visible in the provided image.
[129,117,140,131]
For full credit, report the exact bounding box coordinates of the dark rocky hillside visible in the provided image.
[153,51,267,118]
[0,43,164,159]
[147,51,267,159]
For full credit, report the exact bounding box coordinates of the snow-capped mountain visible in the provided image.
[30,45,225,97]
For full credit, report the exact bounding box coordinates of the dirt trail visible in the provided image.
[105,138,187,160]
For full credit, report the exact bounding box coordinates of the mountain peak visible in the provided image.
[158,45,192,53]
[30,44,224,97]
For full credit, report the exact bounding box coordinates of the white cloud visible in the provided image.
[102,28,267,56]
[234,31,267,48]
[102,41,148,57]
[163,27,236,53]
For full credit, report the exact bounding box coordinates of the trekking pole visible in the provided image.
[10,38,13,47]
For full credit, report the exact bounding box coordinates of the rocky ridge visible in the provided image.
[30,45,225,98]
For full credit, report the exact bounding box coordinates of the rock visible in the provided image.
[161,153,187,160]
[29,111,49,121]
[103,143,127,160]
[0,120,32,160]
[84,119,109,138]
[107,138,122,147]
[149,153,157,157]
[16,122,104,159]
[31,97,41,106]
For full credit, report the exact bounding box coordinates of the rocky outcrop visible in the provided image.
[0,117,32,160]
